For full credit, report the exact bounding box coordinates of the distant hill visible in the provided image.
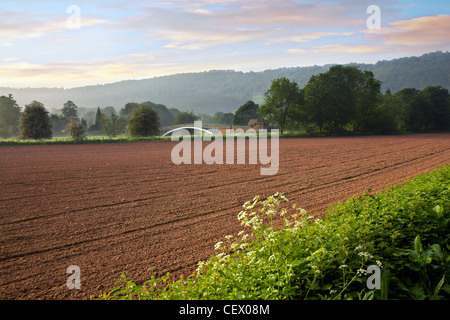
[1,51,449,115]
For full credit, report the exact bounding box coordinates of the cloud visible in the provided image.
[3,57,20,62]
[118,0,363,51]
[0,11,107,45]
[0,53,159,88]
[365,14,450,49]
[287,44,390,55]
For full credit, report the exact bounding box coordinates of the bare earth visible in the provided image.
[0,133,449,300]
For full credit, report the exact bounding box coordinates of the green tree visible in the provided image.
[89,107,103,132]
[362,91,397,133]
[302,65,382,133]
[19,101,52,140]
[394,88,428,131]
[258,77,302,134]
[421,86,450,130]
[120,102,139,118]
[101,113,126,138]
[66,120,86,142]
[61,100,79,123]
[233,100,259,126]
[127,104,160,137]
[212,112,234,125]
[101,106,117,117]
[302,74,329,133]
[49,113,67,135]
[349,70,382,132]
[173,111,199,125]
[141,101,175,127]
[0,94,21,138]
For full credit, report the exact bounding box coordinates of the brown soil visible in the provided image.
[1,133,449,299]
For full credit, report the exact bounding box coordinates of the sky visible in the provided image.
[1,0,449,88]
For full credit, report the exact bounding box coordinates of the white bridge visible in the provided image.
[161,126,221,136]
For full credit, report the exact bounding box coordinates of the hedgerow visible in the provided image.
[98,165,449,300]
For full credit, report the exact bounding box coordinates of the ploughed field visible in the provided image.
[1,133,449,299]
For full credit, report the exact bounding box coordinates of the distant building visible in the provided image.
[248,118,270,130]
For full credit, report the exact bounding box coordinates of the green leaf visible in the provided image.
[433,275,445,297]
[414,235,423,254]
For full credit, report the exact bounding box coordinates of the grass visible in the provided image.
[0,135,172,146]
[97,165,449,300]
[2,129,448,146]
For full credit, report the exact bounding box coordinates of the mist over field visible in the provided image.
[1,51,449,116]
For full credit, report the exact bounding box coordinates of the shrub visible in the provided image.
[98,165,449,300]
[127,104,160,137]
[66,120,86,142]
[19,101,52,140]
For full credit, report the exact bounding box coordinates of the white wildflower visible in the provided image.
[196,261,205,273]
[214,241,223,250]
[358,252,374,259]
[357,268,367,276]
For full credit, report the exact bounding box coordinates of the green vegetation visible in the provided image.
[66,120,86,142]
[233,100,259,126]
[98,165,449,300]
[100,113,126,138]
[18,101,52,140]
[0,135,171,146]
[1,52,449,141]
[0,95,20,138]
[259,77,302,134]
[127,104,161,137]
[1,51,448,116]
[173,110,199,125]
[263,66,450,134]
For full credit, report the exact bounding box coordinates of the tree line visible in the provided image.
[0,96,247,140]
[258,65,450,134]
[1,64,448,140]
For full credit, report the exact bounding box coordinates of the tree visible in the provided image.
[212,112,234,125]
[302,65,382,133]
[233,100,259,126]
[66,120,86,142]
[120,102,139,118]
[421,86,450,130]
[19,101,52,140]
[394,88,428,131]
[89,107,103,132]
[317,66,356,132]
[101,112,126,138]
[349,69,382,132]
[141,101,175,127]
[127,104,160,137]
[61,100,79,123]
[0,94,21,138]
[173,111,199,125]
[101,106,117,117]
[362,91,397,133]
[49,113,67,135]
[80,118,88,129]
[258,77,302,134]
[302,74,329,133]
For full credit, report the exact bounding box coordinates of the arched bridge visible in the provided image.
[160,123,242,136]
